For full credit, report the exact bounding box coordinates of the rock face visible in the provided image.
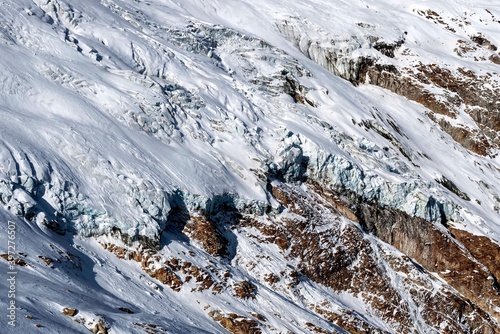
[209,310,262,334]
[355,199,500,322]
[358,63,499,155]
[101,181,499,332]
[264,183,498,332]
[62,308,78,317]
[278,12,500,157]
[182,215,229,257]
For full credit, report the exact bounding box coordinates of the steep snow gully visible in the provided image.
[0,0,499,333]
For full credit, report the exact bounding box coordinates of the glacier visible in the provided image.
[0,0,499,333]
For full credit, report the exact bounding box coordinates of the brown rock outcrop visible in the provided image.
[209,310,262,334]
[358,62,499,156]
[256,183,499,332]
[183,215,228,257]
[450,228,500,286]
[355,201,500,322]
[233,281,257,299]
[62,307,78,317]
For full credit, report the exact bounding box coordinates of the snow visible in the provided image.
[0,0,499,332]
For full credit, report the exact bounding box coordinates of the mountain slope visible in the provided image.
[0,0,499,333]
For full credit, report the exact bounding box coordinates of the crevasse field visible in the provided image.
[0,0,499,333]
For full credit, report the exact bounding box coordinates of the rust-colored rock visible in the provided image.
[357,60,499,156]
[100,242,229,293]
[249,313,266,322]
[314,305,385,334]
[90,319,109,334]
[450,228,500,285]
[263,273,280,285]
[147,267,183,291]
[259,183,499,332]
[305,322,331,334]
[1,253,28,266]
[62,307,78,317]
[209,310,262,334]
[354,199,500,323]
[183,215,228,257]
[233,281,257,299]
[38,256,53,266]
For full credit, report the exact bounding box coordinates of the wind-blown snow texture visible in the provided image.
[0,0,499,333]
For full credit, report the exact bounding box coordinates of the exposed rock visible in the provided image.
[148,267,183,291]
[183,215,228,257]
[90,319,109,334]
[358,62,499,155]
[209,310,262,334]
[373,39,404,58]
[305,323,330,334]
[471,34,497,51]
[282,71,314,106]
[313,305,387,334]
[354,198,500,322]
[0,254,27,267]
[2,1,500,333]
[99,175,500,332]
[38,256,53,267]
[255,183,499,332]
[43,219,67,236]
[0,253,28,266]
[118,307,135,314]
[450,228,500,286]
[233,281,257,299]
[249,313,266,322]
[133,322,169,334]
[490,54,500,64]
[263,273,281,285]
[416,9,456,33]
[100,242,183,291]
[277,17,499,156]
[100,242,225,293]
[436,176,471,201]
[62,307,78,317]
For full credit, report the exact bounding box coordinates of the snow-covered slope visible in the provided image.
[0,0,499,333]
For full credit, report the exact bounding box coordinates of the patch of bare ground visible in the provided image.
[100,242,224,293]
[209,310,262,334]
[0,253,28,266]
[233,280,257,299]
[182,215,228,257]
